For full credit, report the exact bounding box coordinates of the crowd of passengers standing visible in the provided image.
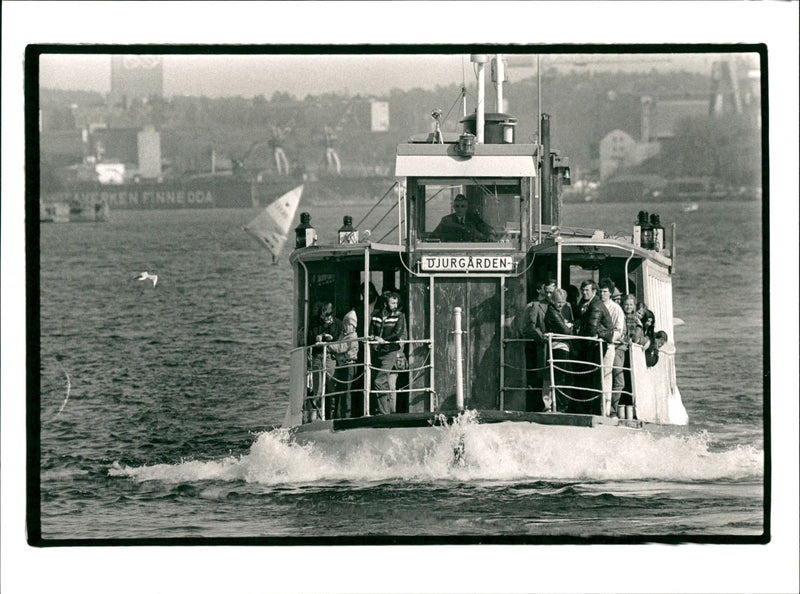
[304,284,407,421]
[302,275,665,421]
[521,277,665,418]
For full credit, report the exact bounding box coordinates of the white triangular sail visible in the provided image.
[243,185,303,259]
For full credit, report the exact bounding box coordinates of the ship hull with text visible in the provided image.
[42,174,392,211]
[279,54,687,449]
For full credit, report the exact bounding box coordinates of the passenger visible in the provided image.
[575,280,615,415]
[598,279,625,417]
[622,294,647,348]
[522,279,557,411]
[599,279,625,417]
[566,284,580,321]
[368,291,407,415]
[356,281,379,338]
[331,303,359,419]
[615,294,647,412]
[350,281,379,418]
[306,302,345,421]
[636,301,656,344]
[430,194,495,242]
[574,284,593,335]
[544,287,575,413]
[645,330,668,368]
[612,287,623,306]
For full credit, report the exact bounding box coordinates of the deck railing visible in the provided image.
[292,331,658,424]
[502,334,638,415]
[299,336,432,423]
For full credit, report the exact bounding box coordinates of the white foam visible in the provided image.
[109,416,763,485]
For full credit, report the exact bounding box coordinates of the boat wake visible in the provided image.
[109,413,762,485]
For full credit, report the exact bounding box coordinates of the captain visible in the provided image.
[430,194,495,242]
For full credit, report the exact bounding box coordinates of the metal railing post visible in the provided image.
[364,338,371,417]
[363,246,371,417]
[499,277,506,411]
[429,276,435,412]
[598,338,606,417]
[321,344,328,421]
[454,307,465,411]
[548,334,556,412]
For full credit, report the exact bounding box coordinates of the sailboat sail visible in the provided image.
[243,185,303,259]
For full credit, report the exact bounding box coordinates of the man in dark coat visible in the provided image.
[431,194,495,242]
[368,291,407,415]
[544,287,575,412]
[574,280,614,414]
[306,302,347,421]
[576,281,614,342]
[521,279,557,411]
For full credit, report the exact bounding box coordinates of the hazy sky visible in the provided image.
[38,51,724,99]
[39,53,469,98]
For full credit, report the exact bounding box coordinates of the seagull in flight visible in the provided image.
[136,271,158,287]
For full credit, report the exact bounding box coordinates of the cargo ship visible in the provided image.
[40,120,394,211]
[277,54,688,455]
[41,173,393,211]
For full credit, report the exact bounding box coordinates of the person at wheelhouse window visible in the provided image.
[430,194,496,242]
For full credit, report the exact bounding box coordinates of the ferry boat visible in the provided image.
[280,54,688,447]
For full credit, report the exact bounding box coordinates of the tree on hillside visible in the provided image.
[662,114,760,185]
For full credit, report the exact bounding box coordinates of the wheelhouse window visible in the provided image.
[414,178,522,246]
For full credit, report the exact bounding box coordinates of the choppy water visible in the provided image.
[36,200,765,542]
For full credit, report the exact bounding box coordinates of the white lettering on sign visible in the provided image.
[45,190,215,207]
[421,255,513,272]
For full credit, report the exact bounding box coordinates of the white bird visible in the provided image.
[136,271,158,287]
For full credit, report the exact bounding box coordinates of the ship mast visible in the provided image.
[495,53,504,112]
[470,54,489,143]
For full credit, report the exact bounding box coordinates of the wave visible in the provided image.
[42,468,90,480]
[108,413,763,485]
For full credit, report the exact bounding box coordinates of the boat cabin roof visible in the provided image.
[531,235,672,266]
[289,242,404,264]
[395,142,538,178]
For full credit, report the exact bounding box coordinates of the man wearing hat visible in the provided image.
[431,194,495,242]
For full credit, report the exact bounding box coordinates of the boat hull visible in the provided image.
[290,410,643,440]
[42,175,393,211]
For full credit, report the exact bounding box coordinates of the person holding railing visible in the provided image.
[598,279,625,417]
[544,287,575,412]
[645,330,669,368]
[306,302,347,421]
[349,282,378,418]
[522,279,557,412]
[368,291,407,415]
[575,280,615,415]
[331,304,359,419]
[614,294,649,415]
